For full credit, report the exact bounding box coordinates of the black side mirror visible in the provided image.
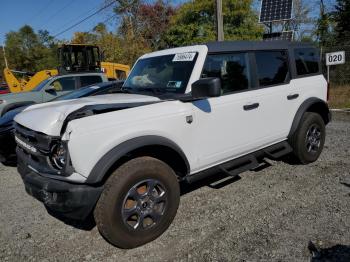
[191,77,221,100]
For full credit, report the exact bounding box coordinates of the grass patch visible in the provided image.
[328,85,350,109]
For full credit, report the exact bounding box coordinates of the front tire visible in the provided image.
[94,157,180,249]
[289,112,325,164]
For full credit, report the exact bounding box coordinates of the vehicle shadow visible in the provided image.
[340,182,350,188]
[308,241,350,262]
[47,209,96,231]
[180,160,272,196]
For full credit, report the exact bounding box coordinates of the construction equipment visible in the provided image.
[3,44,130,93]
[3,69,58,93]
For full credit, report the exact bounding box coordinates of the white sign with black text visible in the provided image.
[326,51,346,66]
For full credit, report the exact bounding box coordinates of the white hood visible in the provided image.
[14,93,160,136]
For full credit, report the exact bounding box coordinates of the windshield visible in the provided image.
[31,79,51,92]
[123,53,198,94]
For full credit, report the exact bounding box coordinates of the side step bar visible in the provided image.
[185,141,292,184]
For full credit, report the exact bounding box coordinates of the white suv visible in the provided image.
[14,41,331,248]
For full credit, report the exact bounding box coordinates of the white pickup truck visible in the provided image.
[14,41,330,248]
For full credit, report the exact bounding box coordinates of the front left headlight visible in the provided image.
[50,141,67,170]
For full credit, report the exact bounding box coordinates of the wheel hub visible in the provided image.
[305,125,321,153]
[122,179,167,230]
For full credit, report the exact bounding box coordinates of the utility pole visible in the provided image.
[216,0,224,41]
[2,45,8,68]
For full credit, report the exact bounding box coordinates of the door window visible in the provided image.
[294,48,320,75]
[255,51,289,87]
[201,53,250,94]
[80,75,103,87]
[51,77,76,91]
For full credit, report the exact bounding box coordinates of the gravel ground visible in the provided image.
[0,112,349,262]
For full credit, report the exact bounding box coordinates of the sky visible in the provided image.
[0,0,337,45]
[0,0,187,44]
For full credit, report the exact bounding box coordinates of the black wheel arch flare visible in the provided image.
[288,97,331,138]
[86,135,190,184]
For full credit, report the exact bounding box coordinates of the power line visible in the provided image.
[53,1,115,38]
[26,0,55,24]
[87,14,118,34]
[39,0,76,28]
[50,2,102,33]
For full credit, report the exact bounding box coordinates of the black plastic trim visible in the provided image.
[186,141,292,184]
[288,97,330,137]
[86,136,190,184]
[17,162,102,220]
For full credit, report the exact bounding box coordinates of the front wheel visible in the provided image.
[289,112,326,164]
[94,157,180,249]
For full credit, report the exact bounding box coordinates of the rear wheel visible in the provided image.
[289,112,325,164]
[94,157,180,249]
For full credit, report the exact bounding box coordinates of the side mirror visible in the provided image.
[191,78,221,100]
[44,85,56,93]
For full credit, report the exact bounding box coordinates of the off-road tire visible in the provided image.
[94,156,180,249]
[289,112,325,164]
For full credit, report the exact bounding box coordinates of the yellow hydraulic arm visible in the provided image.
[3,68,58,93]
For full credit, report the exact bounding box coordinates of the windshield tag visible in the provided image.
[167,81,182,88]
[173,52,196,62]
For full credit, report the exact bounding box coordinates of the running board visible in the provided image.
[185,141,292,184]
[263,141,292,160]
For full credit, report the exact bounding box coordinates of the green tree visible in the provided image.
[110,0,175,64]
[163,0,263,47]
[333,0,350,42]
[4,25,58,72]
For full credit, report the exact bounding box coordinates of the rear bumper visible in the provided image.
[0,127,16,164]
[17,162,102,220]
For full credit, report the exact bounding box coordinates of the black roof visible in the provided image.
[205,41,316,53]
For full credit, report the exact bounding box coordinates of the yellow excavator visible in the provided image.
[3,44,130,93]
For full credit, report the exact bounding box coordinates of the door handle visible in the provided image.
[287,94,299,100]
[243,103,259,111]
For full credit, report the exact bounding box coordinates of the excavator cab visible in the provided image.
[57,44,102,74]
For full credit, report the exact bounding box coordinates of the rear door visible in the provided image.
[250,50,293,141]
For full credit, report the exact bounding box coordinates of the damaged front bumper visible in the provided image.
[17,158,102,220]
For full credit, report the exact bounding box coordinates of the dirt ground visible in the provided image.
[0,112,349,261]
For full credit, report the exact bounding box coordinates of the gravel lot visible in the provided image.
[0,112,349,261]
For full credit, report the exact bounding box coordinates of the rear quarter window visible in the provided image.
[294,48,320,76]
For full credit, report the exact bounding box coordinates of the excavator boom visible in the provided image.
[3,68,58,93]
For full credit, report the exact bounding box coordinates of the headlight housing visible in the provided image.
[49,141,67,170]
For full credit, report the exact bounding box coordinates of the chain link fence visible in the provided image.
[321,45,350,86]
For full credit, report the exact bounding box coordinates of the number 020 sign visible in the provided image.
[326,51,346,66]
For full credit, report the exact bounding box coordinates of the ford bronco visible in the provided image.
[14,41,330,248]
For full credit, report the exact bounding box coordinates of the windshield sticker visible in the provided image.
[173,52,196,62]
[167,81,182,88]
